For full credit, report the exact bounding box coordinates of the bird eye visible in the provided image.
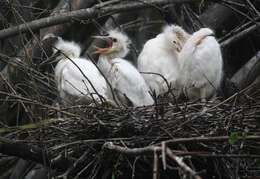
[173,40,177,44]
[112,38,117,43]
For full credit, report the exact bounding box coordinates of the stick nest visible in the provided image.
[1,70,260,178]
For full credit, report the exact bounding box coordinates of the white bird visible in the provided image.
[178,28,223,102]
[137,24,190,97]
[53,37,108,104]
[93,30,154,107]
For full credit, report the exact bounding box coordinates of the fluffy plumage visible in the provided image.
[54,38,108,104]
[178,28,223,101]
[137,24,190,96]
[95,30,154,107]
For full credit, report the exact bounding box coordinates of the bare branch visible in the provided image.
[231,51,260,89]
[166,148,202,179]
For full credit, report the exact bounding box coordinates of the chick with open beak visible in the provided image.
[93,31,130,59]
[93,30,154,107]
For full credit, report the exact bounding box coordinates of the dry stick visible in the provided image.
[0,136,70,171]
[231,51,260,89]
[0,136,49,165]
[103,136,260,155]
[153,149,159,179]
[246,0,260,16]
[166,148,202,179]
[220,21,259,48]
[103,142,161,155]
[140,71,180,110]
[161,142,167,170]
[164,135,260,145]
[0,0,199,40]
[0,91,79,118]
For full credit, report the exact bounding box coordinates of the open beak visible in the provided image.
[92,35,113,54]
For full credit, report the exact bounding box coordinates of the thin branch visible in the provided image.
[166,147,202,179]
[221,23,259,47]
[164,135,260,145]
[231,51,260,89]
[0,136,49,165]
[153,149,159,179]
[103,136,260,156]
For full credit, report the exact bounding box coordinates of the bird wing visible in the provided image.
[110,58,154,106]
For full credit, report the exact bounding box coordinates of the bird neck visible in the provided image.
[97,55,113,76]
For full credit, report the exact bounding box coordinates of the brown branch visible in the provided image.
[220,23,260,48]
[231,51,260,89]
[0,0,198,39]
[0,136,70,171]
[103,142,202,178]
[103,136,260,156]
[103,142,161,155]
[166,147,202,179]
[164,135,260,145]
[0,136,49,165]
[153,150,159,179]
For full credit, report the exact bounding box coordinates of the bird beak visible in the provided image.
[93,45,111,54]
[92,36,113,54]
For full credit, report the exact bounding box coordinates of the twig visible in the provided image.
[231,51,260,89]
[103,142,161,155]
[153,149,159,179]
[164,135,260,145]
[161,142,167,170]
[103,136,260,156]
[221,23,259,48]
[166,147,202,179]
[0,136,49,165]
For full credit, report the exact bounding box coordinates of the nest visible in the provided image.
[1,70,260,179]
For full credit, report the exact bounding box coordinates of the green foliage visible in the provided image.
[229,131,248,145]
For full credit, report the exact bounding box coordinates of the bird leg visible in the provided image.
[200,88,211,116]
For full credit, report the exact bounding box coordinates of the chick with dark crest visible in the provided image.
[93,30,154,107]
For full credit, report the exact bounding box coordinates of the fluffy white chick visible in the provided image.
[53,37,108,104]
[137,24,190,97]
[178,28,223,102]
[94,30,154,107]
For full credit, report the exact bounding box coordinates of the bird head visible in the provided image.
[93,30,131,59]
[163,25,191,52]
[193,28,214,38]
[53,38,81,59]
[191,28,215,46]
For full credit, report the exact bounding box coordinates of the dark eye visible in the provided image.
[112,38,117,42]
[173,40,177,44]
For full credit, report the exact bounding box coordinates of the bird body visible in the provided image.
[178,28,223,100]
[95,30,154,107]
[98,56,154,106]
[54,38,108,104]
[137,25,190,96]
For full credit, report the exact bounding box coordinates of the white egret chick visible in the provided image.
[93,30,154,107]
[178,28,223,102]
[53,37,108,104]
[137,24,190,97]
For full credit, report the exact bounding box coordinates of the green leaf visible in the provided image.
[229,132,242,145]
[112,173,116,179]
